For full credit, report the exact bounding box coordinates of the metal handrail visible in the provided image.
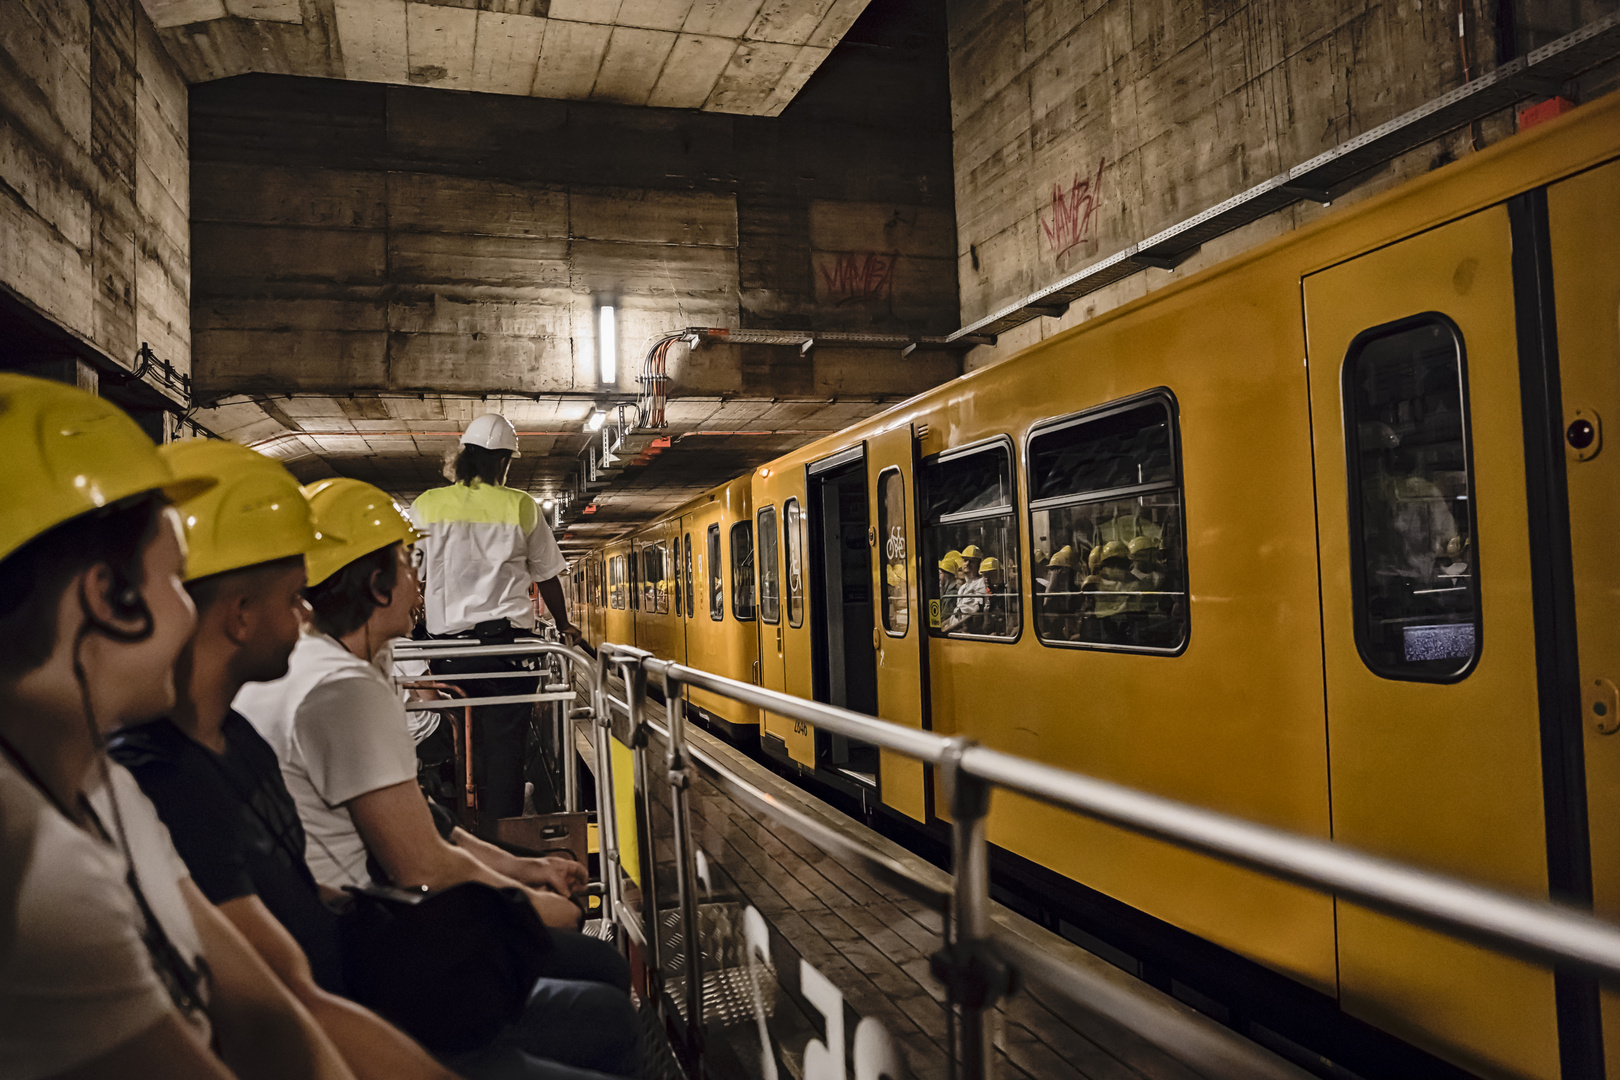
[643,655,1620,980]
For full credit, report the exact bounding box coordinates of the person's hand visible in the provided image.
[528,887,584,930]
[560,624,583,645]
[511,854,588,896]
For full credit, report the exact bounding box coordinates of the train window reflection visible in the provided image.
[731,522,755,621]
[785,499,805,628]
[1028,395,1188,653]
[708,525,723,621]
[684,534,695,621]
[758,507,781,624]
[878,469,909,635]
[921,440,1020,641]
[1345,316,1479,681]
[609,555,627,610]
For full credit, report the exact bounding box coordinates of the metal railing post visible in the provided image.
[625,657,664,985]
[934,738,1012,1080]
[592,649,623,934]
[663,673,704,1050]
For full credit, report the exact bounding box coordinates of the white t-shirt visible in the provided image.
[410,481,568,634]
[0,756,210,1077]
[235,630,419,888]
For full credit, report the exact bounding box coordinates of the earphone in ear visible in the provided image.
[78,569,155,644]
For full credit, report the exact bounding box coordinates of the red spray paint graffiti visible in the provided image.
[819,252,896,305]
[1038,156,1108,259]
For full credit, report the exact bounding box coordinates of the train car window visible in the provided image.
[878,469,909,635]
[1344,316,1479,681]
[785,499,804,628]
[708,525,723,621]
[731,522,756,621]
[641,547,655,611]
[1027,393,1187,653]
[921,440,1020,641]
[684,534,695,620]
[672,539,683,617]
[758,507,781,624]
[659,543,673,615]
[625,549,635,610]
[609,555,625,610]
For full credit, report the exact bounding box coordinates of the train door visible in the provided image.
[756,467,814,766]
[866,423,928,821]
[1547,158,1620,1078]
[806,446,880,792]
[1304,205,1569,1079]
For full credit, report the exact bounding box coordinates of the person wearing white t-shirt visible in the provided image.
[234,478,583,929]
[0,374,356,1080]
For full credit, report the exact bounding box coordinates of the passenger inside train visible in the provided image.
[0,376,639,1080]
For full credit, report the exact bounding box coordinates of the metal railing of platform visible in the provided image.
[391,631,590,815]
[571,641,1620,1080]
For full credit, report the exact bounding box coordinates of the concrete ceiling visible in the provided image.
[193,390,894,549]
[140,0,874,115]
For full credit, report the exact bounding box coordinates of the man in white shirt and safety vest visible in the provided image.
[410,413,579,833]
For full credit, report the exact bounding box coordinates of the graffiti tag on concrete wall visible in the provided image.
[1039,156,1107,259]
[818,252,897,305]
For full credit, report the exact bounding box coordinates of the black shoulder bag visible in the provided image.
[338,880,555,1055]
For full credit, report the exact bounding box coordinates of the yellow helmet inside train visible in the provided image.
[961,544,983,559]
[1049,545,1074,568]
[938,553,966,572]
[979,557,1001,573]
[1127,535,1160,559]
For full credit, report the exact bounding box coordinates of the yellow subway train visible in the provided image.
[574,93,1620,1080]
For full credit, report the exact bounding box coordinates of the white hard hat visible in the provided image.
[461,413,520,457]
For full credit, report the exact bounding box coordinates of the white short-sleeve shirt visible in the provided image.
[234,630,420,888]
[0,757,210,1078]
[410,481,568,634]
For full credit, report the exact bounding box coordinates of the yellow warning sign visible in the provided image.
[929,599,941,627]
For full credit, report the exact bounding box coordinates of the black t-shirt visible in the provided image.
[110,711,347,994]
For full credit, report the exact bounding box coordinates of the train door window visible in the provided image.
[684,534,695,620]
[661,543,674,614]
[731,522,756,621]
[878,469,909,634]
[671,540,682,617]
[1344,316,1479,681]
[1027,392,1187,653]
[757,507,781,624]
[708,525,723,621]
[785,498,805,628]
[609,556,624,610]
[921,439,1020,640]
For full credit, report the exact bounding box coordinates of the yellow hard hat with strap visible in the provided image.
[301,478,422,587]
[160,440,341,581]
[0,373,213,562]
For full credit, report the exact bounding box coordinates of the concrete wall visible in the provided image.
[0,0,189,374]
[188,0,961,404]
[948,0,1617,368]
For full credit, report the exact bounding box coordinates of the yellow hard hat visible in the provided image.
[0,374,213,562]
[1127,536,1160,559]
[1049,546,1073,568]
[979,557,1001,573]
[1098,540,1130,564]
[301,478,422,586]
[161,440,341,581]
[961,544,982,559]
[885,563,905,586]
[938,553,965,572]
